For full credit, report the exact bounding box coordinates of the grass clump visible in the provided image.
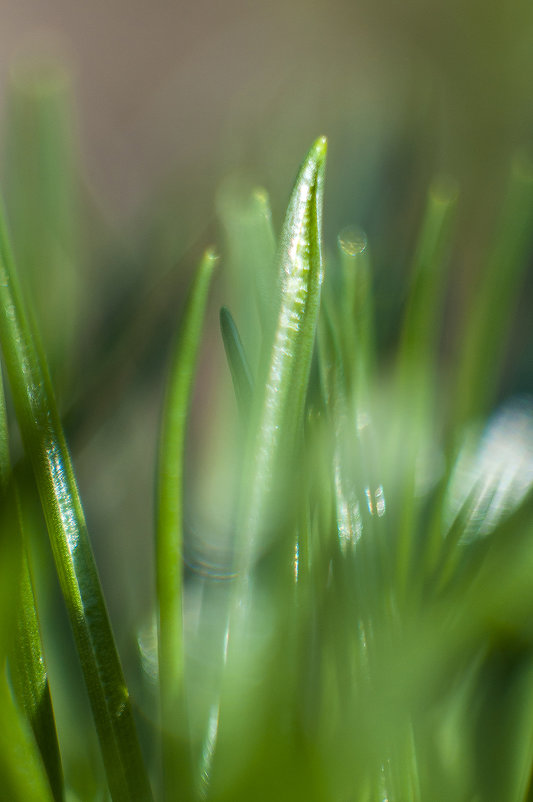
[0,66,533,802]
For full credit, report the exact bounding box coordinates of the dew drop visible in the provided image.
[338,225,367,257]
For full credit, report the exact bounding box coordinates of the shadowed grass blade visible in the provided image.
[156,249,218,801]
[0,202,153,802]
[220,306,253,422]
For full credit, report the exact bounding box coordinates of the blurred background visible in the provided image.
[3,0,533,221]
[1,0,533,785]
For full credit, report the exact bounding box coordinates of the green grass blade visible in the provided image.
[317,303,359,555]
[0,202,153,802]
[392,178,458,593]
[398,177,458,375]
[217,183,276,355]
[452,153,533,434]
[3,57,81,388]
[337,226,375,400]
[220,306,253,421]
[0,385,54,802]
[10,551,65,802]
[0,365,64,801]
[248,188,278,336]
[237,136,327,565]
[156,248,218,800]
[0,674,56,802]
[207,139,327,798]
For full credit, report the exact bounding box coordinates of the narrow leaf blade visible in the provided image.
[220,306,253,421]
[0,201,153,802]
[156,248,218,800]
[239,135,327,568]
[0,364,64,801]
[452,153,533,433]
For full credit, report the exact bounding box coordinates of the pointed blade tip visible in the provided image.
[313,136,328,160]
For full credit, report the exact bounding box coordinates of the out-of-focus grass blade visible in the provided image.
[3,56,80,389]
[392,177,458,593]
[317,303,360,556]
[337,226,375,400]
[473,653,533,802]
[0,675,56,802]
[217,182,276,363]
[207,140,327,799]
[156,248,218,800]
[238,136,327,564]
[220,306,253,422]
[398,177,458,378]
[452,152,533,435]
[424,399,533,592]
[249,189,278,336]
[0,203,153,802]
[444,400,533,545]
[0,362,63,801]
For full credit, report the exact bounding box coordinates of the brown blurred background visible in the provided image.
[3,0,533,220]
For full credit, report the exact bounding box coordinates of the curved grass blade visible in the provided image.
[238,136,327,565]
[0,202,153,802]
[156,249,218,801]
[220,306,253,421]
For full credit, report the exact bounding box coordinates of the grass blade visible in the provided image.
[156,248,218,800]
[393,178,458,592]
[317,303,360,555]
[4,57,80,388]
[398,177,458,377]
[0,364,64,801]
[238,136,327,564]
[220,306,253,421]
[452,153,533,434]
[206,140,327,798]
[0,202,153,802]
[217,183,276,357]
[337,226,375,400]
[0,375,55,802]
[10,550,64,802]
[0,674,56,802]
